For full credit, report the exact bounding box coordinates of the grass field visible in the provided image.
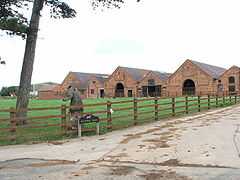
[0,96,236,146]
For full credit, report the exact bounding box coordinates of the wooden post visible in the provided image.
[216,95,219,107]
[198,96,201,112]
[235,95,237,104]
[133,98,138,125]
[154,97,159,121]
[230,95,232,104]
[223,95,225,105]
[107,101,112,131]
[185,96,189,114]
[9,107,16,142]
[96,122,100,135]
[172,97,175,116]
[61,105,67,134]
[78,121,82,137]
[208,95,210,110]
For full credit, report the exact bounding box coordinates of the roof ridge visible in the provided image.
[72,72,108,76]
[188,59,226,79]
[190,60,226,70]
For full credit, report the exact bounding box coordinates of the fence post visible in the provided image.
[9,107,16,142]
[133,98,138,125]
[185,96,189,114]
[154,97,159,121]
[198,96,201,112]
[216,95,219,107]
[208,95,210,110]
[61,105,67,135]
[172,97,175,116]
[107,101,112,131]
[235,95,237,104]
[223,95,225,105]
[230,95,232,104]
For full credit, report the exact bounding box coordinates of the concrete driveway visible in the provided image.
[1,105,240,180]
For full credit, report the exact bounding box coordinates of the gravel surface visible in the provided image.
[1,105,240,180]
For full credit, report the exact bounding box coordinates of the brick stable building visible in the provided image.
[167,59,227,96]
[39,60,240,100]
[219,65,240,95]
[104,66,170,97]
[39,72,108,100]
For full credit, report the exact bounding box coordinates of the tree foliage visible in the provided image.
[0,86,18,96]
[0,0,76,38]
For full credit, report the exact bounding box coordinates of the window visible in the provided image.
[142,86,148,97]
[229,85,235,92]
[229,76,235,84]
[148,79,155,86]
[90,89,95,94]
[92,81,96,84]
[128,90,133,97]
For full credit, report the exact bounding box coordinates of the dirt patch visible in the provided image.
[159,159,235,169]
[121,134,142,144]
[102,159,236,169]
[139,170,192,180]
[29,160,76,167]
[106,153,128,159]
[143,134,174,149]
[120,128,162,144]
[143,139,170,149]
[109,166,135,176]
[152,131,172,136]
[47,141,68,145]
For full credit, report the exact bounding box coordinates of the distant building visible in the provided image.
[104,66,170,97]
[30,82,59,97]
[49,72,109,100]
[38,60,240,100]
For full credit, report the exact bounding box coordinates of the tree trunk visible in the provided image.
[16,0,44,125]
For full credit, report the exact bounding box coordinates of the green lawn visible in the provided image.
[0,96,237,146]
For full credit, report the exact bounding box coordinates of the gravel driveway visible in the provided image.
[1,105,240,180]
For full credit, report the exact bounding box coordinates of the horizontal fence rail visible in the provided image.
[0,94,240,145]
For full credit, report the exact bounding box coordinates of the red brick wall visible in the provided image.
[104,67,138,97]
[167,60,218,96]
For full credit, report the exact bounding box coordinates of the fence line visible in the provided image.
[0,94,240,145]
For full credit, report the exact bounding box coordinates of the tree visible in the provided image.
[0,86,18,96]
[0,87,9,96]
[0,0,139,125]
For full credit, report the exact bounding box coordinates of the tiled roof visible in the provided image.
[72,72,108,89]
[153,71,172,81]
[120,66,170,81]
[119,67,149,81]
[190,60,226,79]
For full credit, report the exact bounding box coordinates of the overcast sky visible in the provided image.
[1,0,240,88]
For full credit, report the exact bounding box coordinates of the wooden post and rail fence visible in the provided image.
[0,93,240,144]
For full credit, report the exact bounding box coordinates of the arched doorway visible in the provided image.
[182,79,195,96]
[115,83,124,97]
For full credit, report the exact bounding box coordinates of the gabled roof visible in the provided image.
[219,65,240,78]
[153,71,172,81]
[119,66,149,81]
[119,66,170,82]
[190,60,226,79]
[72,72,108,89]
